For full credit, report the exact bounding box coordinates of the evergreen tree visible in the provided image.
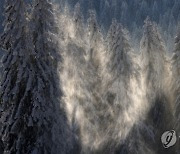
[0,0,35,153]
[140,18,167,93]
[29,0,73,153]
[87,10,104,69]
[0,0,4,34]
[60,4,89,153]
[102,19,142,153]
[140,18,176,154]
[105,19,137,85]
[73,3,85,41]
[172,25,180,137]
[60,36,88,154]
[60,8,105,154]
[0,0,72,153]
[31,0,61,68]
[74,10,107,153]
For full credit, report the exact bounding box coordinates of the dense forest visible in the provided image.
[0,0,180,51]
[0,0,179,154]
[58,0,180,52]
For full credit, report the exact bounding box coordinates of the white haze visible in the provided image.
[56,4,178,154]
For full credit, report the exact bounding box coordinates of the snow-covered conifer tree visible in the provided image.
[100,19,144,153]
[61,9,106,153]
[104,19,138,86]
[60,39,88,153]
[73,3,85,41]
[1,0,35,153]
[86,10,104,68]
[0,0,20,50]
[29,0,74,153]
[172,26,180,144]
[31,0,61,68]
[140,18,168,94]
[0,1,32,153]
[139,18,176,154]
[0,0,72,153]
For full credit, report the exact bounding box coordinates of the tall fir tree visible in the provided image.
[86,10,104,69]
[31,0,61,68]
[140,18,168,94]
[73,3,85,41]
[102,19,143,154]
[69,10,106,153]
[60,4,89,153]
[140,18,177,154]
[61,9,108,153]
[0,1,32,153]
[104,19,138,87]
[30,0,73,153]
[0,0,72,153]
[172,25,180,153]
